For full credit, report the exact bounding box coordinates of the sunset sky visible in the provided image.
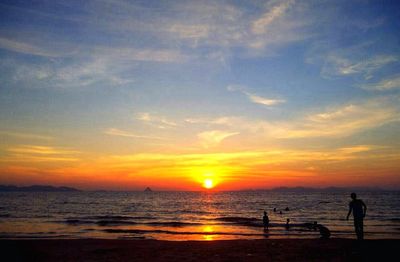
[0,0,399,190]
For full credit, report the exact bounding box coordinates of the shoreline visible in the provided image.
[2,238,399,261]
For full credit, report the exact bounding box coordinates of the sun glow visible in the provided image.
[203,178,214,189]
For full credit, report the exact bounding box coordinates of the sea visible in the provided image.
[0,190,399,240]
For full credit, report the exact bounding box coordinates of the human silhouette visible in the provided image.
[273,207,276,212]
[263,211,269,229]
[285,207,289,211]
[285,218,290,230]
[346,192,367,240]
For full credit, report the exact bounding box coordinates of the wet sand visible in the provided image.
[1,239,399,261]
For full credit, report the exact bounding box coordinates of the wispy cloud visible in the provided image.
[361,75,400,91]
[271,97,400,138]
[246,93,286,106]
[185,116,235,125]
[136,113,177,129]
[321,54,397,79]
[1,56,135,88]
[93,47,188,63]
[251,0,295,35]
[168,24,209,40]
[104,128,165,140]
[8,145,78,155]
[185,97,400,140]
[227,85,285,106]
[142,0,308,54]
[0,37,67,57]
[197,130,239,147]
[0,131,53,141]
[4,145,79,162]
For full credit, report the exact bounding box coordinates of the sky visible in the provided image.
[0,0,400,190]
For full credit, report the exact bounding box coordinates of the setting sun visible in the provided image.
[203,179,214,189]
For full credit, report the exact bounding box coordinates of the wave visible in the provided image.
[101,228,318,237]
[144,221,203,227]
[214,216,260,223]
[102,228,264,236]
[62,219,202,227]
[66,215,155,220]
[96,220,137,226]
[63,219,96,225]
[85,215,149,220]
[179,210,213,215]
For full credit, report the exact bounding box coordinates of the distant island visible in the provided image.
[0,185,80,192]
[144,187,153,192]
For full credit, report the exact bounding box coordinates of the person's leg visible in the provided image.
[359,218,364,240]
[354,218,363,240]
[354,218,360,240]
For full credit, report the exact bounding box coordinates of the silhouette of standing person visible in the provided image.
[263,211,269,229]
[346,192,367,240]
[285,218,290,230]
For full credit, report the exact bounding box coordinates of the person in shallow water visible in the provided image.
[285,218,290,230]
[263,211,269,229]
[346,192,367,240]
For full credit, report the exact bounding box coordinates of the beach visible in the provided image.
[2,239,399,261]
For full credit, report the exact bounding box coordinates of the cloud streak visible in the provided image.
[186,97,400,140]
[251,0,295,35]
[361,75,400,91]
[321,54,397,79]
[227,85,285,106]
[0,131,53,141]
[104,128,165,140]
[270,97,400,138]
[136,113,177,129]
[245,93,286,106]
[4,145,79,162]
[197,130,239,147]
[0,37,67,57]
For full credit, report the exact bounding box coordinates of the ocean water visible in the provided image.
[0,191,399,240]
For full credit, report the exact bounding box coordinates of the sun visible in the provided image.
[203,178,214,189]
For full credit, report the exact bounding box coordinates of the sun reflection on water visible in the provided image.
[202,225,215,241]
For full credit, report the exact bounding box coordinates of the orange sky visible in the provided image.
[1,143,399,190]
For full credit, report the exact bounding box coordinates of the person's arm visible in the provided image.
[362,200,367,217]
[346,203,352,220]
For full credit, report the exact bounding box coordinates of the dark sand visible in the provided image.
[1,239,399,261]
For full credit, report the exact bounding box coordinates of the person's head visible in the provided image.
[264,211,267,215]
[350,192,357,200]
[287,218,290,223]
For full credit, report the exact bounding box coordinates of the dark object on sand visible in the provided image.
[303,222,331,239]
[319,225,331,239]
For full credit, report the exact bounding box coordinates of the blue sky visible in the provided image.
[0,0,400,189]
